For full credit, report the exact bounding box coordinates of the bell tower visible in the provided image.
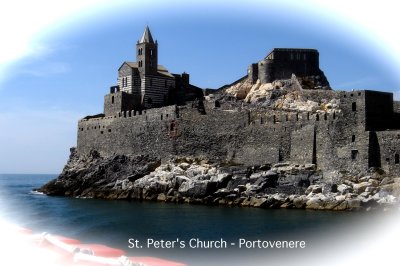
[136,26,158,75]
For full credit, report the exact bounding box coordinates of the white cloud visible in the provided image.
[0,0,113,84]
[309,0,400,71]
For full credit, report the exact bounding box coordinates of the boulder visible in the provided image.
[305,184,322,194]
[157,193,167,202]
[353,182,370,194]
[293,195,307,209]
[178,180,216,198]
[380,177,394,186]
[306,197,323,210]
[337,184,353,194]
[210,173,232,188]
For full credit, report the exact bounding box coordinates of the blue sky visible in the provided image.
[0,1,400,173]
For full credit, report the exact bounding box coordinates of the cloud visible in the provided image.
[0,0,112,84]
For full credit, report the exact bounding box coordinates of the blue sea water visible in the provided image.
[0,174,378,265]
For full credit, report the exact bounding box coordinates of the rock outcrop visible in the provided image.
[37,149,399,211]
[218,75,341,115]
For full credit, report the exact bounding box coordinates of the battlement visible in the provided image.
[79,105,178,130]
[75,35,400,176]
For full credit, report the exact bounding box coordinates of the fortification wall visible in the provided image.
[257,49,321,84]
[77,89,400,175]
[376,131,400,176]
[78,105,178,158]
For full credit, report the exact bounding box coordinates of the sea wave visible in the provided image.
[29,190,45,196]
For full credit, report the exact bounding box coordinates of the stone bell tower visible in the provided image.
[136,26,158,75]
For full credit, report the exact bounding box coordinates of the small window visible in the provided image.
[395,154,399,164]
[316,114,319,121]
[100,131,103,134]
[324,113,327,120]
[352,102,357,112]
[111,96,114,104]
[260,117,264,124]
[108,129,111,133]
[161,114,163,120]
[351,135,355,142]
[358,92,361,96]
[351,150,358,160]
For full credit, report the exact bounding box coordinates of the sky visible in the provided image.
[0,0,400,174]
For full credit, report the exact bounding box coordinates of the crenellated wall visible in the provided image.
[77,89,400,176]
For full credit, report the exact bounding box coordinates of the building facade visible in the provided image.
[104,26,202,116]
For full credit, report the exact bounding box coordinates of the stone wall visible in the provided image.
[254,49,328,85]
[78,89,400,176]
[376,131,400,175]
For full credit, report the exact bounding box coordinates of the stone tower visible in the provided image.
[136,26,158,75]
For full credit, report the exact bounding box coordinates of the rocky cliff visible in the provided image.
[218,75,340,114]
[38,148,399,211]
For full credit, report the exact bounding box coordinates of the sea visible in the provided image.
[0,174,392,266]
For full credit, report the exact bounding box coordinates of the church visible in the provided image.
[104,26,202,116]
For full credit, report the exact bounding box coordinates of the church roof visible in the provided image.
[119,62,174,78]
[139,26,155,44]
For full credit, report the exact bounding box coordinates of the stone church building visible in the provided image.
[104,26,202,116]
